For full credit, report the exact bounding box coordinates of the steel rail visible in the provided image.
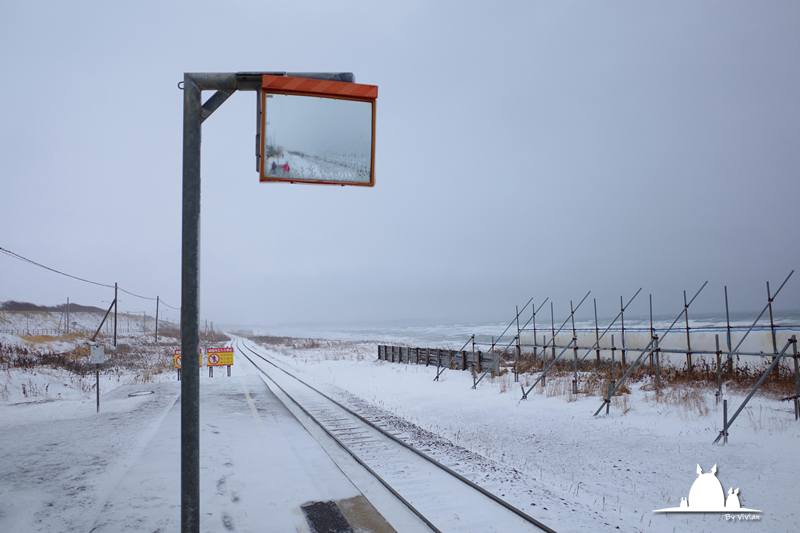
[235,339,557,533]
[233,340,442,533]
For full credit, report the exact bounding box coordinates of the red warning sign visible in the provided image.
[174,349,203,369]
[207,347,234,367]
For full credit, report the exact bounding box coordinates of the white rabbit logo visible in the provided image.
[653,464,761,514]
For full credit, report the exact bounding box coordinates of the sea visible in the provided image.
[234,309,800,351]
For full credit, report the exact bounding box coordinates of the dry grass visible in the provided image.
[20,331,90,345]
[643,385,710,420]
[249,335,377,363]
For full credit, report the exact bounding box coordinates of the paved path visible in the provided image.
[0,375,431,532]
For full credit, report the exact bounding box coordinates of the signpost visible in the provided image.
[90,344,104,412]
[207,347,234,377]
[180,72,376,533]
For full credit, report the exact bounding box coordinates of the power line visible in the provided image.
[118,287,157,301]
[0,246,180,310]
[1,246,114,289]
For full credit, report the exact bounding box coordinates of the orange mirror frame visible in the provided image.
[259,74,377,186]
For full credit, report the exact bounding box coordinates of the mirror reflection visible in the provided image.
[261,93,374,185]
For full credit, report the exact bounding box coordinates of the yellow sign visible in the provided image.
[207,347,234,366]
[174,349,203,369]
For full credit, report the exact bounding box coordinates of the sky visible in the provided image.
[265,94,372,156]
[1,1,799,328]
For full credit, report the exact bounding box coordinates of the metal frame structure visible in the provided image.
[180,71,358,533]
[520,288,641,400]
[472,296,565,389]
[591,282,707,416]
[421,274,798,422]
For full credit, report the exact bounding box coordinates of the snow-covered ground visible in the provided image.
[1,311,798,532]
[248,336,800,532]
[1,310,210,404]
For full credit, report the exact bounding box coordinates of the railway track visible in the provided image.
[233,339,557,533]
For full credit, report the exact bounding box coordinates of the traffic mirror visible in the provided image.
[258,75,377,186]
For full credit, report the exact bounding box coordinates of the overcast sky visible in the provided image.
[1,1,799,328]
[265,94,372,156]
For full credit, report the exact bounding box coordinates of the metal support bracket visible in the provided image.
[201,89,236,123]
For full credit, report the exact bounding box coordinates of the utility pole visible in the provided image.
[114,282,118,347]
[66,297,70,334]
[155,296,159,344]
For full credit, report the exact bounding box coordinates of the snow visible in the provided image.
[1,316,798,532]
[245,337,800,532]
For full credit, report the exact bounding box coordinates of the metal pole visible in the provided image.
[181,72,203,533]
[571,300,577,394]
[541,334,547,387]
[715,334,721,405]
[435,335,473,381]
[724,285,733,374]
[515,305,521,382]
[723,399,728,445]
[66,297,70,334]
[620,296,626,365]
[611,334,616,384]
[572,335,578,395]
[594,299,600,364]
[794,339,799,421]
[156,296,160,344]
[550,302,556,362]
[649,294,654,368]
[91,300,115,342]
[766,281,779,380]
[96,363,100,413]
[684,290,692,373]
[114,282,118,348]
[532,304,537,360]
[472,336,476,366]
[654,335,660,391]
[767,281,778,354]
